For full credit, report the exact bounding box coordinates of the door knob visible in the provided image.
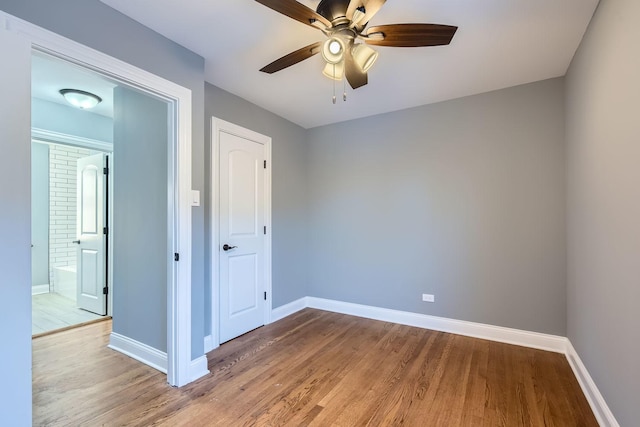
[222,244,237,251]
[72,240,81,244]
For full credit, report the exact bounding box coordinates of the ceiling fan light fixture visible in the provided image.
[352,44,379,72]
[321,37,345,64]
[322,61,344,81]
[59,89,102,109]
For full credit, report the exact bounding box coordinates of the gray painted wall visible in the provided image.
[32,98,113,142]
[204,83,308,335]
[565,0,640,424]
[31,141,49,286]
[1,0,206,359]
[0,26,32,426]
[307,78,567,336]
[112,87,168,352]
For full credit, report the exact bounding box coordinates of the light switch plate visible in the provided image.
[191,190,200,207]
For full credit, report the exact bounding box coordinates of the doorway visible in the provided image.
[31,140,112,336]
[210,118,272,348]
[1,12,195,402]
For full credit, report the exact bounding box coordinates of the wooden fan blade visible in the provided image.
[344,50,368,89]
[355,0,387,31]
[255,0,331,29]
[364,24,458,47]
[259,42,322,74]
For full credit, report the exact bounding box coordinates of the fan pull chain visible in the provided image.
[343,79,347,102]
[332,64,337,104]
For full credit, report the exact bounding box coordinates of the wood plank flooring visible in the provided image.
[32,292,105,336]
[32,309,597,426]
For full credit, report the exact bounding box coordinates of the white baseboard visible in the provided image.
[306,297,568,353]
[189,355,210,383]
[566,341,619,427]
[108,332,167,374]
[31,284,50,295]
[203,334,217,354]
[270,297,307,323]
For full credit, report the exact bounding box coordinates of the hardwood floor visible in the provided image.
[33,309,597,426]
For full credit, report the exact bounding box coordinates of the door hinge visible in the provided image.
[174,253,180,261]
[264,291,267,301]
[103,227,108,235]
[264,226,267,235]
[264,160,267,169]
[103,167,109,175]
[103,286,108,295]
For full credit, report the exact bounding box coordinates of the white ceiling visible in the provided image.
[99,0,598,129]
[32,53,116,118]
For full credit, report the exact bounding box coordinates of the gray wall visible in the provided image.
[0,26,32,426]
[204,83,308,335]
[565,0,640,424]
[1,0,207,360]
[32,98,113,142]
[112,87,168,352]
[31,141,49,286]
[307,78,567,336]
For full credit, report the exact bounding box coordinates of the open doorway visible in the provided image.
[0,11,195,396]
[31,142,112,335]
[29,48,177,375]
[31,52,115,335]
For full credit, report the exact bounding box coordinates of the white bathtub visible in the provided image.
[53,265,76,302]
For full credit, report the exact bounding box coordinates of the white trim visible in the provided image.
[108,332,167,374]
[566,341,620,427]
[270,297,307,323]
[31,128,113,152]
[306,297,568,353]
[31,284,50,295]
[189,355,210,383]
[107,153,114,318]
[203,335,216,354]
[3,11,193,387]
[209,117,272,349]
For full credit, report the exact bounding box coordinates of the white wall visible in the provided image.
[0,25,32,426]
[565,0,640,424]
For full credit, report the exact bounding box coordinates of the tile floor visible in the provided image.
[32,292,105,335]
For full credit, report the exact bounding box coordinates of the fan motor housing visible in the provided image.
[316,0,351,23]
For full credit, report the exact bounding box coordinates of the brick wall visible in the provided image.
[48,144,93,288]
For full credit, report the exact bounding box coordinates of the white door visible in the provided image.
[219,130,266,343]
[76,153,107,315]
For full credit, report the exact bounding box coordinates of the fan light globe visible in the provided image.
[352,44,379,72]
[322,37,345,64]
[322,61,344,81]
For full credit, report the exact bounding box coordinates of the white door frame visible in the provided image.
[210,117,272,350]
[3,12,193,387]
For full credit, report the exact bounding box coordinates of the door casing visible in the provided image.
[209,117,272,351]
[3,10,194,387]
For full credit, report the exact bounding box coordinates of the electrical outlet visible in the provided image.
[422,293,435,303]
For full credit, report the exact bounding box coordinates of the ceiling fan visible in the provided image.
[255,0,458,93]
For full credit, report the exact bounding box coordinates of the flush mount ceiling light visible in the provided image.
[256,0,458,100]
[59,89,102,109]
